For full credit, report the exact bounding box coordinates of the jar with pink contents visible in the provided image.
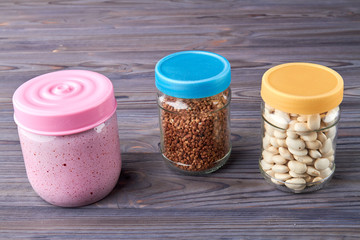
[13,70,121,207]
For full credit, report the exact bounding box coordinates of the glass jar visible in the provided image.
[155,51,231,174]
[260,63,344,193]
[13,70,121,207]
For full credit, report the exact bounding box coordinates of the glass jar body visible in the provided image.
[18,113,121,207]
[260,102,340,193]
[158,88,231,174]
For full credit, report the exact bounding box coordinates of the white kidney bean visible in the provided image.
[314,158,330,171]
[307,166,320,177]
[269,114,289,129]
[289,170,308,178]
[304,175,313,183]
[286,131,298,139]
[270,137,280,148]
[323,107,339,125]
[263,135,271,149]
[272,164,289,173]
[266,146,279,154]
[286,137,305,151]
[307,114,321,130]
[260,159,273,171]
[305,140,322,150]
[317,132,327,143]
[326,127,337,141]
[288,147,308,156]
[286,121,299,139]
[275,173,292,181]
[262,150,275,164]
[309,150,322,159]
[297,115,307,122]
[275,110,290,122]
[312,176,323,183]
[272,155,288,165]
[288,160,307,174]
[300,132,317,142]
[279,147,293,160]
[320,138,333,155]
[285,178,306,191]
[264,123,275,137]
[294,122,309,132]
[322,149,334,158]
[320,167,333,179]
[293,155,313,165]
[274,130,287,139]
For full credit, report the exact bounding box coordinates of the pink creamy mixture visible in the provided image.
[18,114,121,207]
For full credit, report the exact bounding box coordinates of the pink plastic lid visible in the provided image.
[13,70,117,136]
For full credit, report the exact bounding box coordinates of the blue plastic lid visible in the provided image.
[155,51,231,99]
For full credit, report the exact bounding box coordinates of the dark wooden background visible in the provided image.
[0,0,359,239]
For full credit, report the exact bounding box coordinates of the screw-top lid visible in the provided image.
[13,70,117,136]
[261,63,344,114]
[155,51,231,99]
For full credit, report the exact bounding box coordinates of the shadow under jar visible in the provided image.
[155,51,232,175]
[259,63,344,193]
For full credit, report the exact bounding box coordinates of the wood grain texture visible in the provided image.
[0,0,360,239]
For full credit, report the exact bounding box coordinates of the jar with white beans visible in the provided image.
[260,63,344,193]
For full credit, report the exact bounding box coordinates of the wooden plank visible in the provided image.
[0,207,359,239]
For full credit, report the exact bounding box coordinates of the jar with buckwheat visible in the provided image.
[155,51,232,174]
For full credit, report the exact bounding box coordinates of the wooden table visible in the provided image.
[1,0,359,239]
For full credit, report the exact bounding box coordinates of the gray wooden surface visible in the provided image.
[0,0,360,239]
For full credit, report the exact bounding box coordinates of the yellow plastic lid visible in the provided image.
[261,62,344,114]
